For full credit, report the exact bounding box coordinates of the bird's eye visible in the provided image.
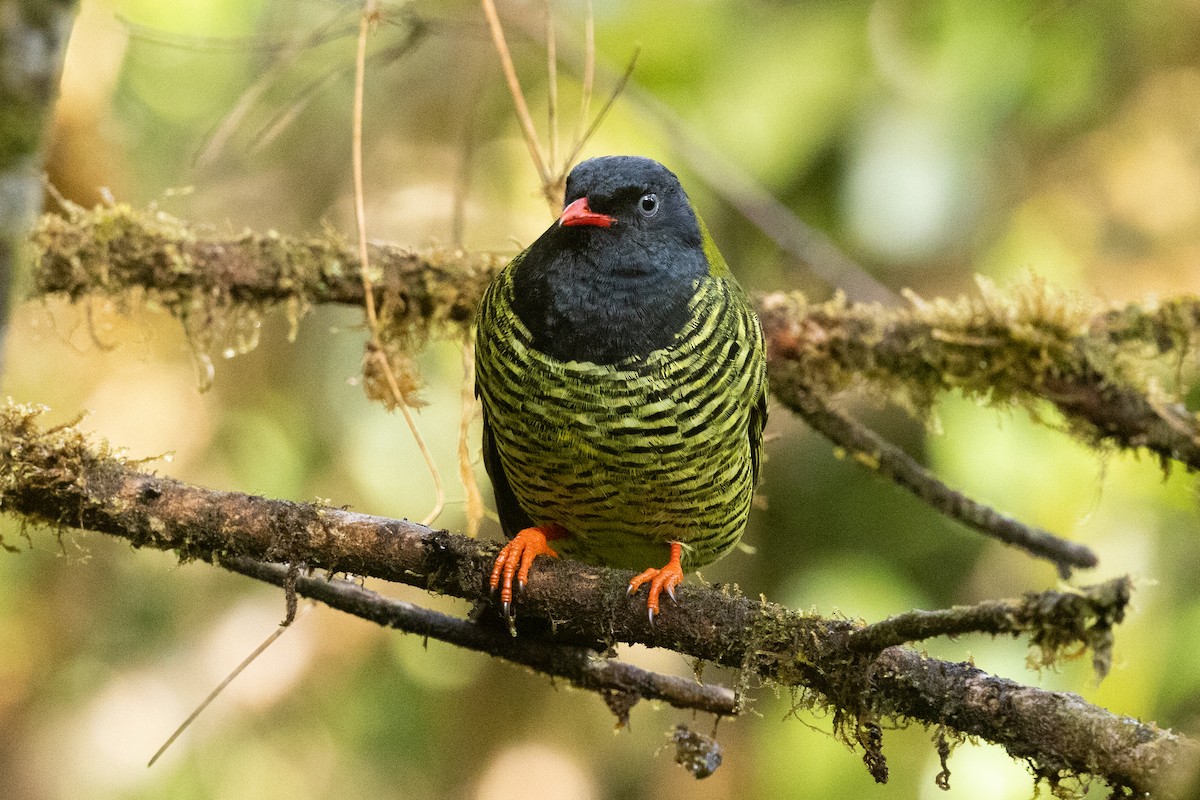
[638,193,659,218]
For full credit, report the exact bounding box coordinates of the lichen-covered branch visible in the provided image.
[757,286,1200,471]
[1,402,1194,796]
[847,578,1132,679]
[32,202,499,325]
[30,204,1200,473]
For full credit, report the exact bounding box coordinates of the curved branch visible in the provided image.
[1,403,1193,796]
[763,377,1097,574]
[223,556,736,720]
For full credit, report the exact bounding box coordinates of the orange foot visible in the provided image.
[627,541,684,624]
[489,525,564,619]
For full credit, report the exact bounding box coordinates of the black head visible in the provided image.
[558,156,702,252]
[510,155,710,364]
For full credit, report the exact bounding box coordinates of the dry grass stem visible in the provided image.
[481,0,553,204]
[352,1,445,523]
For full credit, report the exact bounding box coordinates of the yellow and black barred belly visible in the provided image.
[476,262,767,573]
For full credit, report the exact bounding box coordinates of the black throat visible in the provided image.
[509,224,706,365]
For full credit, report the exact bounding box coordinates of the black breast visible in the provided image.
[509,226,705,364]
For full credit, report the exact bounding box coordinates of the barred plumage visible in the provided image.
[475,155,767,615]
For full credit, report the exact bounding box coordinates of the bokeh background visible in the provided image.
[3,1,1200,798]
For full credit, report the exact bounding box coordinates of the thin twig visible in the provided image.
[146,604,312,767]
[480,0,553,201]
[573,0,594,150]
[190,10,353,168]
[562,46,640,169]
[221,556,737,717]
[458,337,485,537]
[545,1,559,171]
[769,380,1098,576]
[353,3,380,331]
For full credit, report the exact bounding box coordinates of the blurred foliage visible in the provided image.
[3,0,1200,798]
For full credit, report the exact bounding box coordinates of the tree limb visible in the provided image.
[1,402,1194,796]
[763,379,1098,575]
[221,555,737,720]
[847,578,1131,679]
[33,204,1200,571]
[757,288,1200,471]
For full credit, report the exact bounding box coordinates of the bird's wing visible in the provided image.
[749,376,768,486]
[478,394,535,540]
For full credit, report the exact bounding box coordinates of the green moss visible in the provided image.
[758,275,1200,462]
[30,204,507,398]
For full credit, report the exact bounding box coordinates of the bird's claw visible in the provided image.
[488,526,560,625]
[627,543,685,623]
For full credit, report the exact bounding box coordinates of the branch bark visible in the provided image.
[1,402,1194,796]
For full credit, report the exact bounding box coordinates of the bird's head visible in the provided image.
[508,156,727,362]
[555,156,703,256]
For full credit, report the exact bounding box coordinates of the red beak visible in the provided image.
[559,197,615,228]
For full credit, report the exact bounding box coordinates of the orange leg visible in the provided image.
[489,525,564,618]
[627,541,684,623]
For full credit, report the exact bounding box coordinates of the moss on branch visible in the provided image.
[758,282,1200,470]
[1,401,1195,796]
[847,577,1132,678]
[30,203,1200,469]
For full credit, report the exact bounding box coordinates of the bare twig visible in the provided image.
[480,0,553,205]
[147,604,312,767]
[545,2,559,170]
[458,337,486,537]
[561,46,640,170]
[573,0,595,149]
[222,556,736,718]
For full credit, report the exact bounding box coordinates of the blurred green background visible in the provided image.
[3,1,1199,798]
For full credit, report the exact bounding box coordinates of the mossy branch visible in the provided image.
[1,403,1196,796]
[33,203,1200,572]
[757,287,1200,470]
[847,577,1132,679]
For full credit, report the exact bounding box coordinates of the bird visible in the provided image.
[474,155,767,623]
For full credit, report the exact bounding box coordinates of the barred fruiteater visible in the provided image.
[475,155,768,622]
